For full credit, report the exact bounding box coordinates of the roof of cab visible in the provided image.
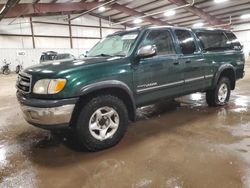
[144,25,231,33]
[191,27,231,33]
[112,26,232,36]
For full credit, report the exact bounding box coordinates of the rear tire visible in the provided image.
[206,77,231,107]
[75,95,129,151]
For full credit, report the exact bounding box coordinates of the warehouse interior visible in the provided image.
[0,0,250,187]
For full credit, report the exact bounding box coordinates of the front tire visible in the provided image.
[206,77,231,107]
[75,95,129,151]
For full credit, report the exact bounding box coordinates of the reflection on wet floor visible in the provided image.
[136,100,180,121]
[0,66,250,187]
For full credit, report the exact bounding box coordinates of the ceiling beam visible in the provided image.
[89,12,132,28]
[110,3,169,26]
[168,0,225,26]
[160,2,250,24]
[3,1,170,26]
[108,0,159,18]
[0,0,20,21]
[88,0,169,25]
[85,0,169,25]
[113,1,172,21]
[51,0,74,3]
[3,2,101,18]
[100,2,130,17]
[171,6,250,26]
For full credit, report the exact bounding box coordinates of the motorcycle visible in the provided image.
[1,60,11,75]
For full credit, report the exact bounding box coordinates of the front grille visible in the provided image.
[16,72,32,93]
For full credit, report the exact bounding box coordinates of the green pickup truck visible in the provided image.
[16,26,245,151]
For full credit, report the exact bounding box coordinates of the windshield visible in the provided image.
[87,31,139,57]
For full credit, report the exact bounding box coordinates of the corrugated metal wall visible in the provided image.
[0,49,88,70]
[0,14,124,70]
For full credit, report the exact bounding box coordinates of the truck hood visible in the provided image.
[24,56,123,76]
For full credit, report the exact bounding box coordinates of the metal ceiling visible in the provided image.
[0,0,249,28]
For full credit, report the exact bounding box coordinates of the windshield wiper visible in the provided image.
[92,53,126,57]
[94,53,113,57]
[114,54,126,57]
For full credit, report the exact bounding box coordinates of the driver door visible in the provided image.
[133,29,184,106]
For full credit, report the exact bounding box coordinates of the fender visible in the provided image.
[80,80,136,121]
[212,64,236,89]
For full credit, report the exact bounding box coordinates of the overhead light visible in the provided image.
[214,0,228,3]
[75,17,81,22]
[193,22,204,27]
[241,14,250,19]
[0,5,6,15]
[133,18,143,24]
[98,6,106,12]
[164,10,176,17]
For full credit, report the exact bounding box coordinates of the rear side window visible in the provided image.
[225,32,242,50]
[141,29,176,55]
[196,31,231,51]
[174,29,197,55]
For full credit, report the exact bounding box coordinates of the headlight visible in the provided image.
[33,79,66,94]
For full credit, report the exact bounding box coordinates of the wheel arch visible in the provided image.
[213,64,236,90]
[71,80,136,126]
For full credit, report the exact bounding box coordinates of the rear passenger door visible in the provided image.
[174,29,206,92]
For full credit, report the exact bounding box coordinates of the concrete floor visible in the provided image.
[1,65,250,188]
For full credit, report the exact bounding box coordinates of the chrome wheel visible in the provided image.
[89,106,119,141]
[218,83,228,103]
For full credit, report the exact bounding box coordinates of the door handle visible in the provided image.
[185,60,191,64]
[173,61,180,65]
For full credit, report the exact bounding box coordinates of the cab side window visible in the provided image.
[196,31,231,51]
[175,29,197,55]
[225,32,242,50]
[141,30,176,56]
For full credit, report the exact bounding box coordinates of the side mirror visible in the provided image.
[137,45,157,58]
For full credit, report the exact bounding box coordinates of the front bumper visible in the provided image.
[17,92,78,129]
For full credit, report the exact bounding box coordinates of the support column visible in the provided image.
[30,17,35,48]
[99,18,102,39]
[68,14,73,49]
